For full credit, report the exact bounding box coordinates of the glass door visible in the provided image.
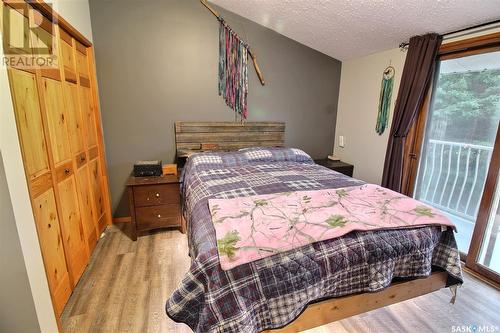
[477,174,500,274]
[413,50,500,256]
[467,128,500,282]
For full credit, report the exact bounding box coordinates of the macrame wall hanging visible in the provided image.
[201,0,265,122]
[375,64,395,135]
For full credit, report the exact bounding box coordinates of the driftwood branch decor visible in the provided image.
[200,0,265,121]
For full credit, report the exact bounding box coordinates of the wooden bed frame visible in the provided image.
[174,121,285,157]
[174,121,454,332]
[264,272,448,332]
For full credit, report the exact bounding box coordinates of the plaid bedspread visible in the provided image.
[166,148,463,333]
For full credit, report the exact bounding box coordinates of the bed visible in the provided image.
[166,122,462,333]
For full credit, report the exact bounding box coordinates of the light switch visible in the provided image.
[339,135,345,148]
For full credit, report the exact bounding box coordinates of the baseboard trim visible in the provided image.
[463,265,500,290]
[113,216,131,223]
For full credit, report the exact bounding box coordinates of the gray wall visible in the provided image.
[0,152,41,333]
[89,0,342,217]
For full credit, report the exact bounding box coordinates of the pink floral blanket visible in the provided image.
[209,184,456,270]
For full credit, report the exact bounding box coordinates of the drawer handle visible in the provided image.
[64,168,71,174]
[80,155,86,161]
[157,214,162,218]
[155,193,160,198]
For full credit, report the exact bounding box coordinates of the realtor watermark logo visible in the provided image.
[1,1,57,69]
[452,324,499,333]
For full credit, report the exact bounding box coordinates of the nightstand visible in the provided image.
[125,174,185,240]
[314,159,354,177]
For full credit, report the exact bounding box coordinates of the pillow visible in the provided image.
[189,151,248,168]
[239,147,314,163]
[188,147,314,171]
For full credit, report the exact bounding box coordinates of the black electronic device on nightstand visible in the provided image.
[133,160,163,177]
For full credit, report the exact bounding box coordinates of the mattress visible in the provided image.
[166,147,462,333]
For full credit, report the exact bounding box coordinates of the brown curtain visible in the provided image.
[381,33,442,192]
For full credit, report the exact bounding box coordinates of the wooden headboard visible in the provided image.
[175,121,285,157]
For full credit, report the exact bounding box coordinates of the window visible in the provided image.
[406,31,500,283]
[413,51,500,254]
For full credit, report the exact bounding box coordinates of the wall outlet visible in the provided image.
[339,135,345,148]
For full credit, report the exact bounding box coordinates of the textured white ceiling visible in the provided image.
[210,0,500,60]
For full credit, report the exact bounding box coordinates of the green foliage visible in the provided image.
[414,206,435,217]
[433,69,500,119]
[254,199,268,206]
[336,189,348,198]
[325,215,347,227]
[213,211,249,224]
[217,230,241,259]
[431,68,500,144]
[211,204,220,217]
[302,195,311,204]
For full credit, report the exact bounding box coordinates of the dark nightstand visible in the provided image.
[125,174,185,240]
[314,159,354,177]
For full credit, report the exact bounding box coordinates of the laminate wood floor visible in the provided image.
[62,224,500,333]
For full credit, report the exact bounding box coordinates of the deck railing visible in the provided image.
[416,139,494,221]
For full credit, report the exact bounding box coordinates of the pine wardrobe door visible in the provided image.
[57,170,89,283]
[41,75,89,285]
[32,187,72,316]
[68,90,99,252]
[78,41,112,230]
[8,67,72,316]
[58,27,97,254]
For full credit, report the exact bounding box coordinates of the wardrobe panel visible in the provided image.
[32,188,72,315]
[8,69,49,177]
[4,5,31,55]
[64,82,85,154]
[57,175,89,283]
[76,46,89,78]
[79,86,98,148]
[28,15,59,69]
[61,40,74,70]
[42,77,72,164]
[60,32,78,83]
[29,26,53,53]
[75,164,98,251]
[60,38,75,70]
[89,159,105,219]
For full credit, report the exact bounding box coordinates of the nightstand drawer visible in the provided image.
[135,204,181,231]
[126,173,184,240]
[133,184,180,207]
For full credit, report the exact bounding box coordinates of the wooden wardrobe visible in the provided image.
[3,1,112,316]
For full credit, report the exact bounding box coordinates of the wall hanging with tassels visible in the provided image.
[201,0,265,122]
[375,64,395,135]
